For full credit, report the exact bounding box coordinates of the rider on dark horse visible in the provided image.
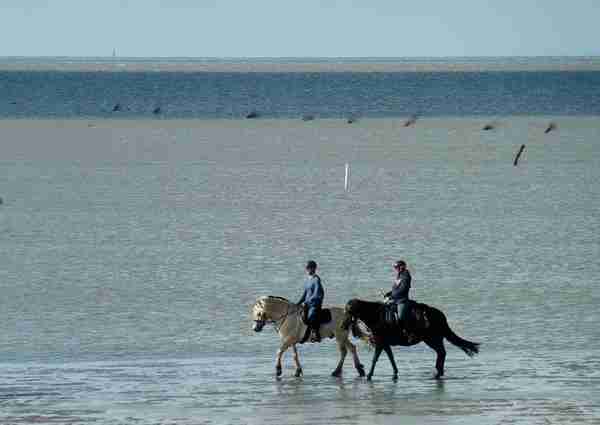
[297,260,324,343]
[342,260,480,380]
[384,260,412,334]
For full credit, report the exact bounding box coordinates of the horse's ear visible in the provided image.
[344,299,355,313]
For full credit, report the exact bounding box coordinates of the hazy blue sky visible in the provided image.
[1,0,598,57]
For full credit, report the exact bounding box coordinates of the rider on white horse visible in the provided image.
[297,260,324,343]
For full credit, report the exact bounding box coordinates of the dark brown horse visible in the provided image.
[342,299,480,380]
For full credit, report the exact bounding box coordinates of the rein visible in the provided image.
[272,304,291,332]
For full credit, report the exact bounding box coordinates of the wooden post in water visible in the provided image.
[404,115,417,127]
[344,163,350,192]
[513,144,526,166]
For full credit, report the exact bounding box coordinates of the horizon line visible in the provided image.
[1,55,600,60]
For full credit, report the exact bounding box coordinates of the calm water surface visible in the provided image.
[2,67,600,118]
[1,117,599,424]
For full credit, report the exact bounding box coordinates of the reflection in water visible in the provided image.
[433,379,446,397]
[0,335,598,424]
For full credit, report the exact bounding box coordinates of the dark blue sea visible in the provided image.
[2,68,600,118]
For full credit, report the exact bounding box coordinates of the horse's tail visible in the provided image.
[441,314,480,357]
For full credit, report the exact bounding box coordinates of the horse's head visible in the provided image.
[251,298,268,332]
[251,296,290,333]
[341,298,361,330]
[341,299,375,346]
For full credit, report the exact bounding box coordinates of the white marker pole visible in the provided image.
[344,163,350,192]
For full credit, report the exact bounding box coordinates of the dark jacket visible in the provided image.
[387,270,411,303]
[298,274,324,307]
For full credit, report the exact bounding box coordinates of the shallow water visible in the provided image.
[1,117,599,424]
[1,351,598,424]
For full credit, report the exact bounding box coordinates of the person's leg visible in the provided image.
[397,301,408,335]
[300,305,312,344]
[308,306,321,342]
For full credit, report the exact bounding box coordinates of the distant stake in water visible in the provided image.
[513,144,526,166]
[545,122,556,134]
[344,163,350,192]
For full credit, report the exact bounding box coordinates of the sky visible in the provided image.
[1,0,598,57]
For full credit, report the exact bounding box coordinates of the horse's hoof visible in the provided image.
[295,368,303,377]
[357,365,366,377]
[331,370,342,378]
[366,374,373,381]
[392,374,398,381]
[276,366,282,377]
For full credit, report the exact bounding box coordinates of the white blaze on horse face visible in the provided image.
[251,299,266,321]
[251,298,269,332]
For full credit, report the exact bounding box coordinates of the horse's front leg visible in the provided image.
[275,340,293,377]
[347,340,366,377]
[382,345,398,381]
[331,338,348,377]
[367,345,383,381]
[291,344,303,377]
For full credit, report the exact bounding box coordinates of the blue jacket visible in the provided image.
[298,274,324,307]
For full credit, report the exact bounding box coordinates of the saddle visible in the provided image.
[301,305,332,326]
[299,305,332,344]
[383,300,429,334]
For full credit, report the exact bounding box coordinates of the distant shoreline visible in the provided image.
[1,56,600,72]
[1,116,598,126]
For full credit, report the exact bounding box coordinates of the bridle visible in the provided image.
[255,298,297,332]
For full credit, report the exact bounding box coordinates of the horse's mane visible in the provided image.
[266,295,290,303]
[252,295,290,311]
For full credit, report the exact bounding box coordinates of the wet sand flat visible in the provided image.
[1,116,599,424]
[2,57,600,72]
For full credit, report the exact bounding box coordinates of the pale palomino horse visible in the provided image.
[251,296,366,377]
